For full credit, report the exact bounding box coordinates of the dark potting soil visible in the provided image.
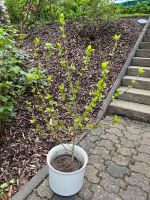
[52,155,82,173]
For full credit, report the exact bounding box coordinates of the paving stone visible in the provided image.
[85,165,100,184]
[107,124,125,131]
[126,126,142,135]
[91,185,122,200]
[78,178,93,200]
[129,161,150,178]
[89,146,111,159]
[105,160,131,178]
[112,153,129,166]
[91,128,105,136]
[27,191,43,200]
[142,126,150,132]
[140,138,150,146]
[115,144,137,157]
[105,127,123,137]
[36,178,53,199]
[119,185,147,200]
[137,144,150,155]
[143,132,150,139]
[25,116,150,200]
[120,137,138,148]
[79,139,96,152]
[99,172,126,193]
[101,133,119,144]
[84,134,100,143]
[125,172,150,193]
[124,132,142,141]
[96,139,115,151]
[88,154,105,170]
[133,152,150,166]
[52,195,81,200]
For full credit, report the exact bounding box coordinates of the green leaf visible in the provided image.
[9,179,16,185]
[0,107,4,113]
[137,68,145,75]
[113,115,120,125]
[113,34,121,41]
[101,61,109,69]
[0,183,9,189]
[131,80,136,85]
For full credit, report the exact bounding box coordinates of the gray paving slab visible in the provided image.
[26,116,150,200]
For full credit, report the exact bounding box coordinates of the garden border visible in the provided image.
[12,17,150,200]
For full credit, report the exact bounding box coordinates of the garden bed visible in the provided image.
[0,17,143,195]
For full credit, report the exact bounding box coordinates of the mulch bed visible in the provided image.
[0,17,143,195]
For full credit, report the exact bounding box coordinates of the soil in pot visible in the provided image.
[52,155,82,172]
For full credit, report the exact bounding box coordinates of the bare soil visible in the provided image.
[52,155,81,173]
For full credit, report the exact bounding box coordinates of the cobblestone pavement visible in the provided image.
[27,116,150,200]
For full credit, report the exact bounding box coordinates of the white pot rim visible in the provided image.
[47,144,88,175]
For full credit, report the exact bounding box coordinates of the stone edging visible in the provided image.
[12,17,150,200]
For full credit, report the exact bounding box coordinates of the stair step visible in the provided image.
[109,100,150,122]
[140,42,150,49]
[122,76,150,90]
[146,29,150,35]
[143,35,150,42]
[127,66,150,77]
[136,49,150,58]
[117,86,150,105]
[132,57,150,67]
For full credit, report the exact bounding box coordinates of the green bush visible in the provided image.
[5,0,26,22]
[0,25,31,129]
[117,1,150,14]
[5,0,117,27]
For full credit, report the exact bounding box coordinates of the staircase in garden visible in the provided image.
[109,26,150,122]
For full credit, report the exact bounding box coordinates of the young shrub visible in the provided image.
[27,14,121,160]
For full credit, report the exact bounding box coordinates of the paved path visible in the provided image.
[27,116,150,200]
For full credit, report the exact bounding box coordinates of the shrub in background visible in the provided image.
[0,25,32,133]
[5,0,118,29]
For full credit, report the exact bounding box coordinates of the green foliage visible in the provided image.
[117,1,150,14]
[113,115,120,125]
[0,25,31,128]
[6,0,117,28]
[0,179,16,198]
[26,14,120,159]
[5,0,26,22]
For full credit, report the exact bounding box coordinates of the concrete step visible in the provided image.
[139,42,150,49]
[127,66,150,77]
[136,49,150,58]
[143,35,150,42]
[146,29,150,35]
[122,76,150,90]
[132,57,150,67]
[109,99,150,122]
[117,86,150,105]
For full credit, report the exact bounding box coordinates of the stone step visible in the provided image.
[139,42,150,49]
[132,57,150,67]
[143,35,150,42]
[146,29,150,35]
[127,66,150,77]
[122,76,150,90]
[109,99,150,122]
[117,86,150,105]
[136,49,150,58]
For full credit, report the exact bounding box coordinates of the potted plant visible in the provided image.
[26,14,121,196]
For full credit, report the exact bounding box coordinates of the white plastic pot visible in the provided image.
[47,144,88,196]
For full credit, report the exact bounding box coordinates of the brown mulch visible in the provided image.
[0,17,143,195]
